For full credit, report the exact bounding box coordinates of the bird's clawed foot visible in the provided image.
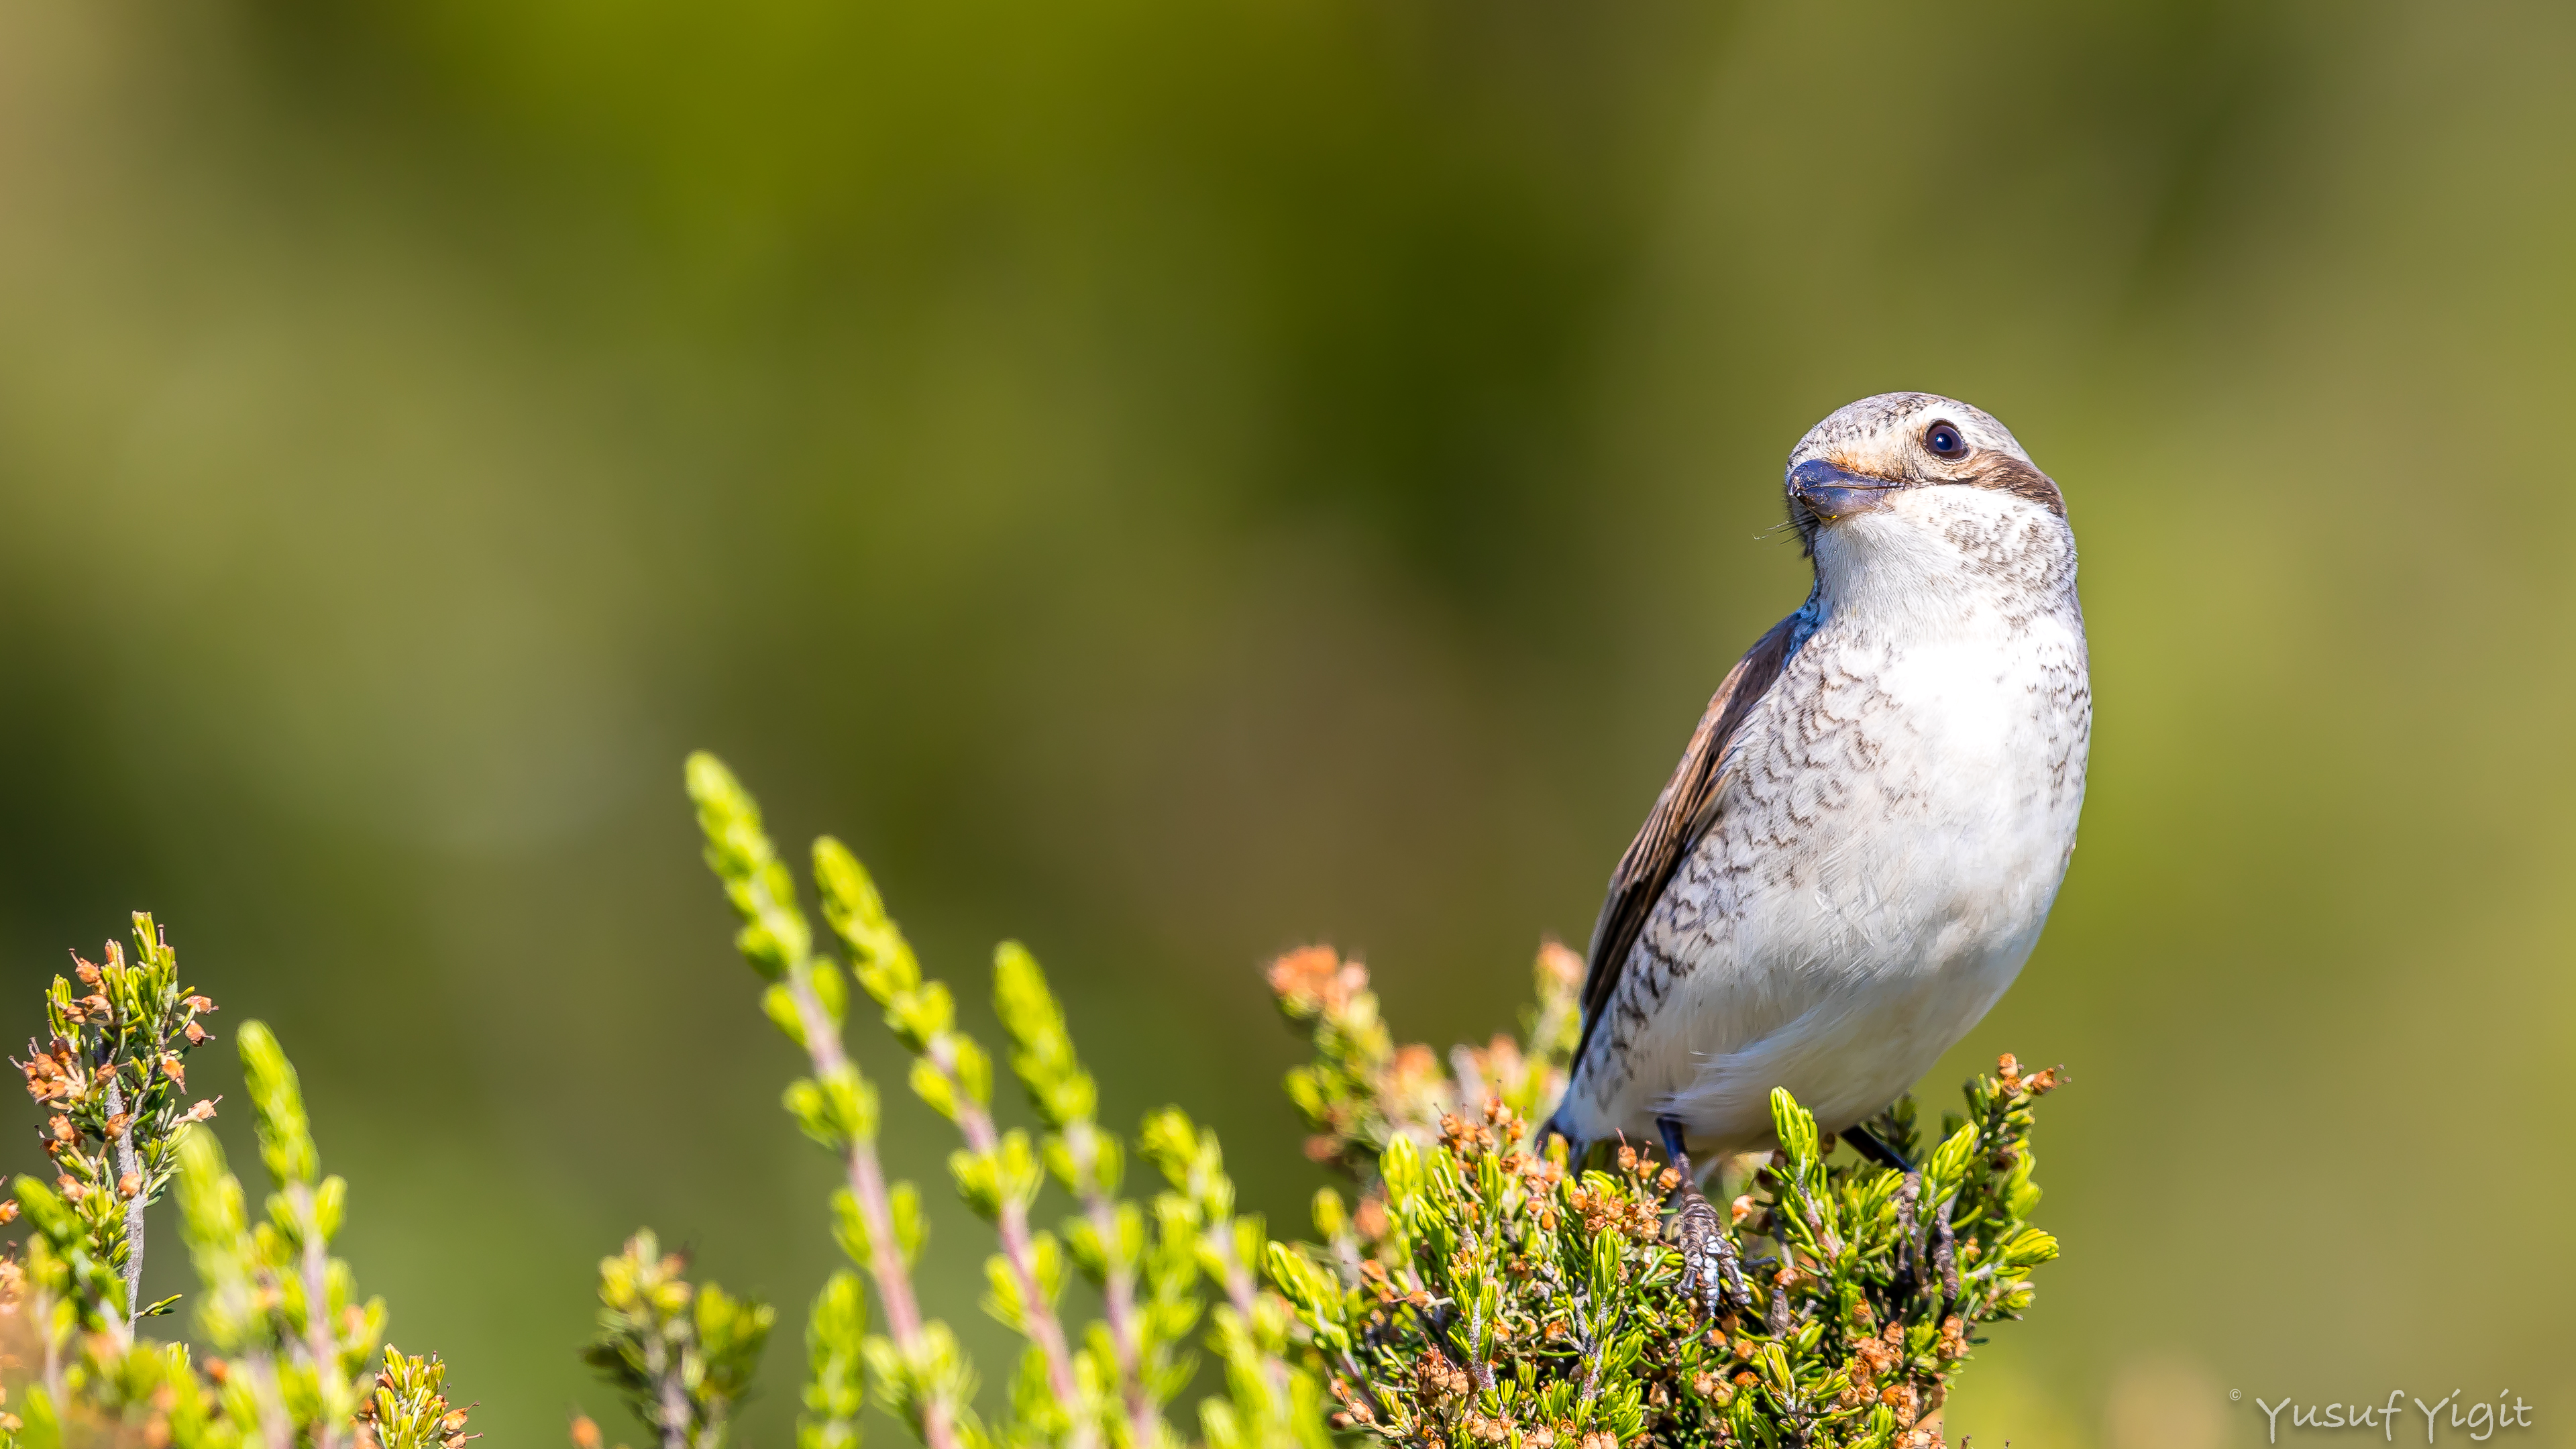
[1656,1116,1750,1319]
[1672,1189,1746,1321]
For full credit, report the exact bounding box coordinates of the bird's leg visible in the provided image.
[1656,1116,1749,1318]
[1849,1120,1929,1304]
[1841,1122,1914,1173]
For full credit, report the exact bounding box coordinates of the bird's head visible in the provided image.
[1781,392,2070,606]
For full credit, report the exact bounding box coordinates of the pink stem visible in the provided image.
[940,1042,1091,1449]
[1074,1131,1157,1448]
[783,973,958,1449]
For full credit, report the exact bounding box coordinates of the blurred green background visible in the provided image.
[1,0,2570,1444]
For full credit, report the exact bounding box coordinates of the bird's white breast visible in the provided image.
[1568,494,2089,1152]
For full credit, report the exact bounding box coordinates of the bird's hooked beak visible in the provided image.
[1788,458,1900,523]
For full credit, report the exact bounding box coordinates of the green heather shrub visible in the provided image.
[0,754,2064,1449]
[0,916,455,1449]
[1264,945,2063,1449]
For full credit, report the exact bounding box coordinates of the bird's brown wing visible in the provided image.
[1573,612,1803,1067]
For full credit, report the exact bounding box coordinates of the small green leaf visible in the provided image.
[2001,1228,2059,1267]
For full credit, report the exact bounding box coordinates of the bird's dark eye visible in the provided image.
[1925,422,1968,459]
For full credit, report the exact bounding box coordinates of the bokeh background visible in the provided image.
[1,0,2570,1444]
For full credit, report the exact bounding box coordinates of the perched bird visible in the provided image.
[1544,392,2088,1310]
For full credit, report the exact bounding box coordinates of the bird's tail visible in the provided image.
[1539,1109,1582,1157]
